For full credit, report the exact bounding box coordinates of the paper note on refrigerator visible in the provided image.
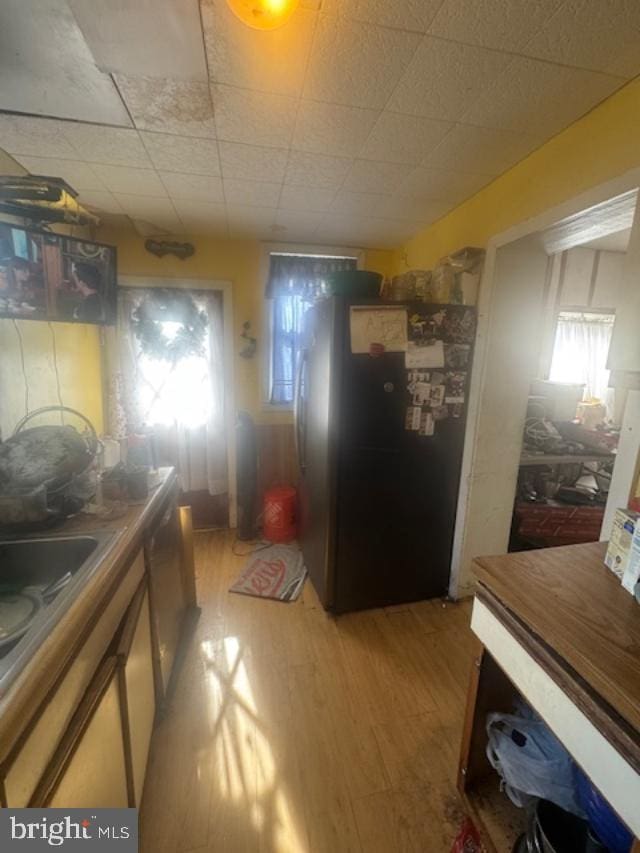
[350,307,408,354]
[405,339,445,368]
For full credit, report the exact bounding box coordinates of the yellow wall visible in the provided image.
[0,320,103,438]
[396,77,640,271]
[98,228,393,426]
[0,214,105,438]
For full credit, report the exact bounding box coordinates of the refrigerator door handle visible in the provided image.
[294,347,308,473]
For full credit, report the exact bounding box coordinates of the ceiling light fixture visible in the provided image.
[226,0,299,30]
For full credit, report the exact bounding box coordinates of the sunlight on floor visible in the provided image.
[201,635,309,852]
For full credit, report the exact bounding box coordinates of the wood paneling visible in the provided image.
[256,422,298,501]
[473,541,640,736]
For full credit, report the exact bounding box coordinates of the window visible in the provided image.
[269,290,313,405]
[136,319,213,428]
[266,252,357,405]
[549,310,615,409]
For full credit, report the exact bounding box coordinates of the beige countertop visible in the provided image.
[0,467,176,762]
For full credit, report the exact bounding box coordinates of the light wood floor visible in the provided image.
[140,530,476,853]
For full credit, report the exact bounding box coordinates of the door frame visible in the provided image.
[450,167,640,597]
[118,275,237,528]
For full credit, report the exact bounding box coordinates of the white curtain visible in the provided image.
[106,287,227,495]
[549,311,615,411]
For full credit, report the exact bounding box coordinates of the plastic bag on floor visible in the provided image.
[450,817,484,852]
[486,703,584,817]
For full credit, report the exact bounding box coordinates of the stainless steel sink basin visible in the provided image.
[0,530,119,695]
[0,535,106,588]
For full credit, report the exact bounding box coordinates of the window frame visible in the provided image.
[260,243,363,412]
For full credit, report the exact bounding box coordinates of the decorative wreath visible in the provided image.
[131,289,208,363]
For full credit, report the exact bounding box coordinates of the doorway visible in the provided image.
[510,232,627,553]
[450,177,640,597]
[110,276,236,530]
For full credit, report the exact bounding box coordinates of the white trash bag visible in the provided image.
[486,704,584,817]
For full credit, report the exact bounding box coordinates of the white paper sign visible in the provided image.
[405,339,445,369]
[350,307,408,354]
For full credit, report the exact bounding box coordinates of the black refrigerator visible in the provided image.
[296,295,476,614]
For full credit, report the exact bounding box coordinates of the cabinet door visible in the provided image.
[118,583,155,807]
[38,659,129,808]
[147,496,187,701]
[5,550,145,807]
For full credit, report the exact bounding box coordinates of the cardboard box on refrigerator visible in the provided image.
[604,508,639,580]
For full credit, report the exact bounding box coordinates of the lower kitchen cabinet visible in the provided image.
[117,581,155,807]
[0,473,196,811]
[4,550,145,808]
[34,658,129,808]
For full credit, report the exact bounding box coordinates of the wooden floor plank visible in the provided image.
[140,531,479,853]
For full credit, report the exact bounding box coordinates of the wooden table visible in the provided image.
[458,542,640,851]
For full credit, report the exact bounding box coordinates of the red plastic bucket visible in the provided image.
[263,485,297,543]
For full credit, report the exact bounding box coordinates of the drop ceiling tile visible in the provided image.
[212,84,297,148]
[0,115,77,158]
[522,0,640,79]
[112,193,176,217]
[278,184,337,212]
[424,124,539,176]
[428,0,563,53]
[315,214,420,248]
[344,160,412,194]
[68,0,208,80]
[91,164,167,195]
[0,0,131,125]
[115,75,216,137]
[202,0,317,97]
[77,190,123,215]
[359,112,453,165]
[275,208,324,238]
[330,190,427,221]
[303,16,422,109]
[173,200,228,234]
[284,151,353,190]
[218,141,289,182]
[387,37,510,121]
[63,124,151,168]
[223,178,281,208]
[355,217,423,246]
[395,166,490,204]
[113,194,183,232]
[159,171,224,202]
[320,0,442,32]
[293,101,380,157]
[141,133,221,176]
[11,156,105,191]
[461,56,623,137]
[385,195,452,221]
[227,204,277,238]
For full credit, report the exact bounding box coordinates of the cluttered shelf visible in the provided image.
[520,451,615,466]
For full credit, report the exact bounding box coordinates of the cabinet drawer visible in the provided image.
[4,550,145,807]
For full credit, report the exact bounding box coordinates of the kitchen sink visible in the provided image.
[0,535,107,588]
[0,530,119,695]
